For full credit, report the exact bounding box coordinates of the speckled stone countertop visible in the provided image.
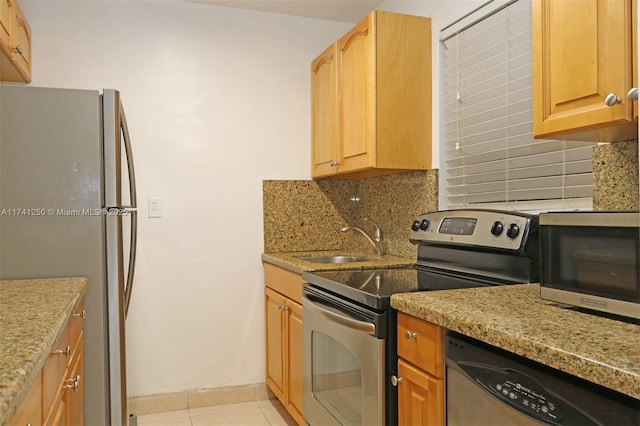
[0,277,88,425]
[391,284,640,400]
[261,250,414,274]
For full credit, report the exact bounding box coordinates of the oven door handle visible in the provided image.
[303,293,376,335]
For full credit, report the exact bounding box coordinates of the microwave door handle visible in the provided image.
[120,100,137,316]
[303,294,376,335]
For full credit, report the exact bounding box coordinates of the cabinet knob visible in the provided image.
[404,330,417,341]
[391,375,403,386]
[329,161,340,168]
[278,304,288,312]
[53,345,72,358]
[627,88,638,101]
[64,375,81,392]
[14,45,22,55]
[604,93,621,106]
[73,309,87,319]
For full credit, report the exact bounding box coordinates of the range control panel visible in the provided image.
[409,209,538,251]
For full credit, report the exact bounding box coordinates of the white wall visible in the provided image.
[22,0,350,397]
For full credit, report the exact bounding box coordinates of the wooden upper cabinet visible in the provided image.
[533,0,637,141]
[311,11,432,179]
[0,0,31,83]
[311,43,338,178]
[0,0,12,52]
[12,1,30,78]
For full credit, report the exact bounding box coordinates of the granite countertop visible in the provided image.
[0,277,88,425]
[391,283,640,400]
[262,250,414,274]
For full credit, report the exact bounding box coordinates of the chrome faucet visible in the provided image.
[340,217,382,256]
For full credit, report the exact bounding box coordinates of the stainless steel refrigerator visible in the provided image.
[0,85,137,426]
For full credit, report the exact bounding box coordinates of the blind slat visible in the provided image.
[440,0,595,212]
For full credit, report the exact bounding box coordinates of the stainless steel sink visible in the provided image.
[298,255,374,264]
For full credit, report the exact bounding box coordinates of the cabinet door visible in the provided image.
[12,1,30,81]
[285,300,304,425]
[311,43,338,178]
[533,0,634,139]
[397,359,444,426]
[65,340,83,426]
[0,0,11,52]
[633,0,638,120]
[338,14,375,174]
[265,287,286,401]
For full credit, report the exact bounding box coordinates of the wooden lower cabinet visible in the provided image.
[397,359,444,426]
[396,312,445,426]
[264,263,304,426]
[10,299,85,426]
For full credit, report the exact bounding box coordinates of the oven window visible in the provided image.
[312,330,362,426]
[541,226,640,302]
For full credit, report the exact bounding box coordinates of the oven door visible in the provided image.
[302,286,386,426]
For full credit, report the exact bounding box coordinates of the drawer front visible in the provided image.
[264,263,304,304]
[397,313,444,378]
[68,302,85,359]
[42,327,70,417]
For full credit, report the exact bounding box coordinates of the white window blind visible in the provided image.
[440,0,596,212]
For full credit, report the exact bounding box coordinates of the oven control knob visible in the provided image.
[506,223,520,239]
[411,220,421,231]
[419,219,430,231]
[490,221,504,236]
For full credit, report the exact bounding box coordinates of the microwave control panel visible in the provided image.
[410,209,538,251]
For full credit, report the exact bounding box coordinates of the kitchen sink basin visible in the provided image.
[298,255,374,264]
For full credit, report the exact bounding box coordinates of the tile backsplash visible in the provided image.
[263,141,639,257]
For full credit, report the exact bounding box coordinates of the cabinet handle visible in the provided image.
[278,305,288,311]
[14,45,22,55]
[329,161,340,168]
[64,375,81,392]
[391,375,403,386]
[604,93,621,106]
[73,309,87,319]
[404,330,417,341]
[53,345,72,358]
[627,88,638,101]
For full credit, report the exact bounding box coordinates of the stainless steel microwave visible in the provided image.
[539,211,640,320]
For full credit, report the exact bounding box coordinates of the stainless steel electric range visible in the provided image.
[301,209,540,426]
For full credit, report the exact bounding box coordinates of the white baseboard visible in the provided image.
[128,383,277,415]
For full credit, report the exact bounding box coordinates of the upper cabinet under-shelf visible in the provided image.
[0,0,31,83]
[311,11,432,179]
[533,0,637,142]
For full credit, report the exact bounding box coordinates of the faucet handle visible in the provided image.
[364,217,382,243]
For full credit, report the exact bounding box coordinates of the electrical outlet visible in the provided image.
[148,197,161,218]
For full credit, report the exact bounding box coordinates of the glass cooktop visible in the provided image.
[302,267,494,310]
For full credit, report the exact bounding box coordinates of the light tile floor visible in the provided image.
[136,399,298,426]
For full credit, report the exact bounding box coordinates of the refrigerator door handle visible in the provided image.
[119,99,137,317]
